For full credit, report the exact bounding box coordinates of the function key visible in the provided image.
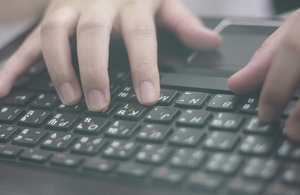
[0,91,34,107]
[30,93,59,110]
[157,89,179,105]
[207,94,239,111]
[176,91,209,108]
[145,106,179,124]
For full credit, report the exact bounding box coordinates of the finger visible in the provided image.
[120,2,160,105]
[77,5,116,111]
[0,28,42,98]
[258,22,300,123]
[41,7,82,105]
[157,0,221,50]
[285,100,300,141]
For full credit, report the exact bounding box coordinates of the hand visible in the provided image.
[0,0,221,111]
[228,9,300,140]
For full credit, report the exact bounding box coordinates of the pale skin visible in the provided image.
[0,1,300,140]
[228,9,300,141]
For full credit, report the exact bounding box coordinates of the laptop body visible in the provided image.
[0,17,299,195]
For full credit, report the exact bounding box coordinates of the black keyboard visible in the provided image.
[0,64,299,195]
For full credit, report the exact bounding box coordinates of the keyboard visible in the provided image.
[0,62,299,195]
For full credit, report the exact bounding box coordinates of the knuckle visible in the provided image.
[128,25,155,39]
[77,18,109,34]
[41,18,64,35]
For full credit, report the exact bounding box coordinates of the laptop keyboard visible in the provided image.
[0,64,300,195]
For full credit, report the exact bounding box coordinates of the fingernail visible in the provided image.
[258,104,278,124]
[59,82,77,105]
[139,81,157,104]
[87,90,106,111]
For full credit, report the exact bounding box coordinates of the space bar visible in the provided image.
[160,73,231,92]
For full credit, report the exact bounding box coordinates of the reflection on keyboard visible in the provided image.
[0,65,299,195]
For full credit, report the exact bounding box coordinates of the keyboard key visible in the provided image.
[169,127,204,147]
[170,149,206,169]
[85,103,118,117]
[0,106,23,123]
[20,148,52,163]
[207,94,239,111]
[41,132,76,151]
[281,164,300,185]
[136,124,172,143]
[152,166,186,184]
[12,128,47,147]
[105,120,139,139]
[175,91,209,108]
[157,89,179,105]
[243,117,279,135]
[103,140,138,160]
[209,112,245,131]
[116,86,136,101]
[188,172,224,191]
[84,157,118,173]
[0,144,23,158]
[74,117,109,135]
[118,161,151,178]
[204,131,239,151]
[243,158,280,180]
[0,125,18,143]
[240,135,274,155]
[0,91,34,107]
[266,182,300,195]
[18,110,51,127]
[277,140,300,160]
[46,113,79,131]
[51,153,83,168]
[145,106,179,124]
[57,100,86,113]
[226,177,264,195]
[30,93,59,110]
[205,153,242,175]
[177,109,211,127]
[239,97,258,114]
[71,136,105,155]
[114,103,147,120]
[26,75,55,93]
[136,144,172,164]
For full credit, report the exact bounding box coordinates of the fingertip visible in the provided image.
[58,82,82,106]
[137,81,160,106]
